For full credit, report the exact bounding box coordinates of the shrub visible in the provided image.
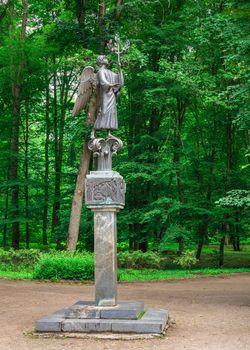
[118,251,161,269]
[33,252,94,281]
[173,250,198,269]
[0,249,40,270]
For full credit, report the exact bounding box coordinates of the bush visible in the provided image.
[33,252,94,281]
[173,250,198,269]
[0,249,41,270]
[118,251,161,269]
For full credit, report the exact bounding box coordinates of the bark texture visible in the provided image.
[67,142,91,251]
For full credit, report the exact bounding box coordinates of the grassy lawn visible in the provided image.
[0,244,249,282]
[0,270,33,280]
[0,267,249,282]
[118,268,250,282]
[160,244,250,268]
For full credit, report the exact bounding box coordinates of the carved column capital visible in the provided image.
[88,136,123,171]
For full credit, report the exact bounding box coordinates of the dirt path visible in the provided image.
[0,274,249,350]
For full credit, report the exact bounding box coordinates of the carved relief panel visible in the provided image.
[85,173,125,208]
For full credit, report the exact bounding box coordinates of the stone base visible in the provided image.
[35,301,168,335]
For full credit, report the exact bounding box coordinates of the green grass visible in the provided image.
[118,267,250,282]
[0,267,249,282]
[160,244,250,269]
[0,270,33,280]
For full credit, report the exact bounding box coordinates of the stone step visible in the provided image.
[64,300,144,320]
[35,304,168,334]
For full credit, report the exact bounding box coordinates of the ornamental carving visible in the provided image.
[85,176,125,207]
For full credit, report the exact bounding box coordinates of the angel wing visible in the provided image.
[72,66,98,123]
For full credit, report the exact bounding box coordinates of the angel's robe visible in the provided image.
[94,66,122,131]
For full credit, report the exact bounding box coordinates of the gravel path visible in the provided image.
[0,274,249,350]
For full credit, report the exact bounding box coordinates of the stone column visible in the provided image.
[85,170,125,306]
[93,208,118,306]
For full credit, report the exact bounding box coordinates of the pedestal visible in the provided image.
[85,170,125,306]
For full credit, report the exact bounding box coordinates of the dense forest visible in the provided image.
[0,0,249,263]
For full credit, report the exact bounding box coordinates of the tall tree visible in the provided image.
[9,0,28,249]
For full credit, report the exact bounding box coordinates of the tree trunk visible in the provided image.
[219,235,225,267]
[9,0,28,250]
[219,114,233,263]
[51,57,59,241]
[196,237,203,260]
[67,142,91,251]
[3,188,9,248]
[77,0,85,45]
[173,98,187,255]
[98,0,106,54]
[177,236,184,256]
[231,236,237,251]
[52,65,72,248]
[42,77,50,245]
[235,211,240,251]
[196,117,217,259]
[114,0,123,19]
[24,97,30,248]
[236,236,240,251]
[138,241,147,253]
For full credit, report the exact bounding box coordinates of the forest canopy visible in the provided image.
[0,0,249,264]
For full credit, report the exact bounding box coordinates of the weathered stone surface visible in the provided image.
[62,319,112,332]
[100,301,144,319]
[111,309,168,333]
[143,309,168,324]
[85,171,125,208]
[94,209,118,306]
[111,320,164,334]
[65,305,101,319]
[35,308,66,332]
[35,305,168,334]
[65,300,144,320]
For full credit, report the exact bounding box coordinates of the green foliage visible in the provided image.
[173,250,198,269]
[0,0,249,257]
[33,252,94,281]
[215,190,250,208]
[118,251,161,269]
[158,225,193,252]
[0,249,40,270]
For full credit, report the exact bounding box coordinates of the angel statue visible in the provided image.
[72,55,124,138]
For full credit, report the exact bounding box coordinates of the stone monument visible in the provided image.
[35,37,168,335]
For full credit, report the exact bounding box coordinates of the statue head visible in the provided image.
[96,55,109,67]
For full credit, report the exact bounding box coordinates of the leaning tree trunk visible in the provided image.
[67,142,91,251]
